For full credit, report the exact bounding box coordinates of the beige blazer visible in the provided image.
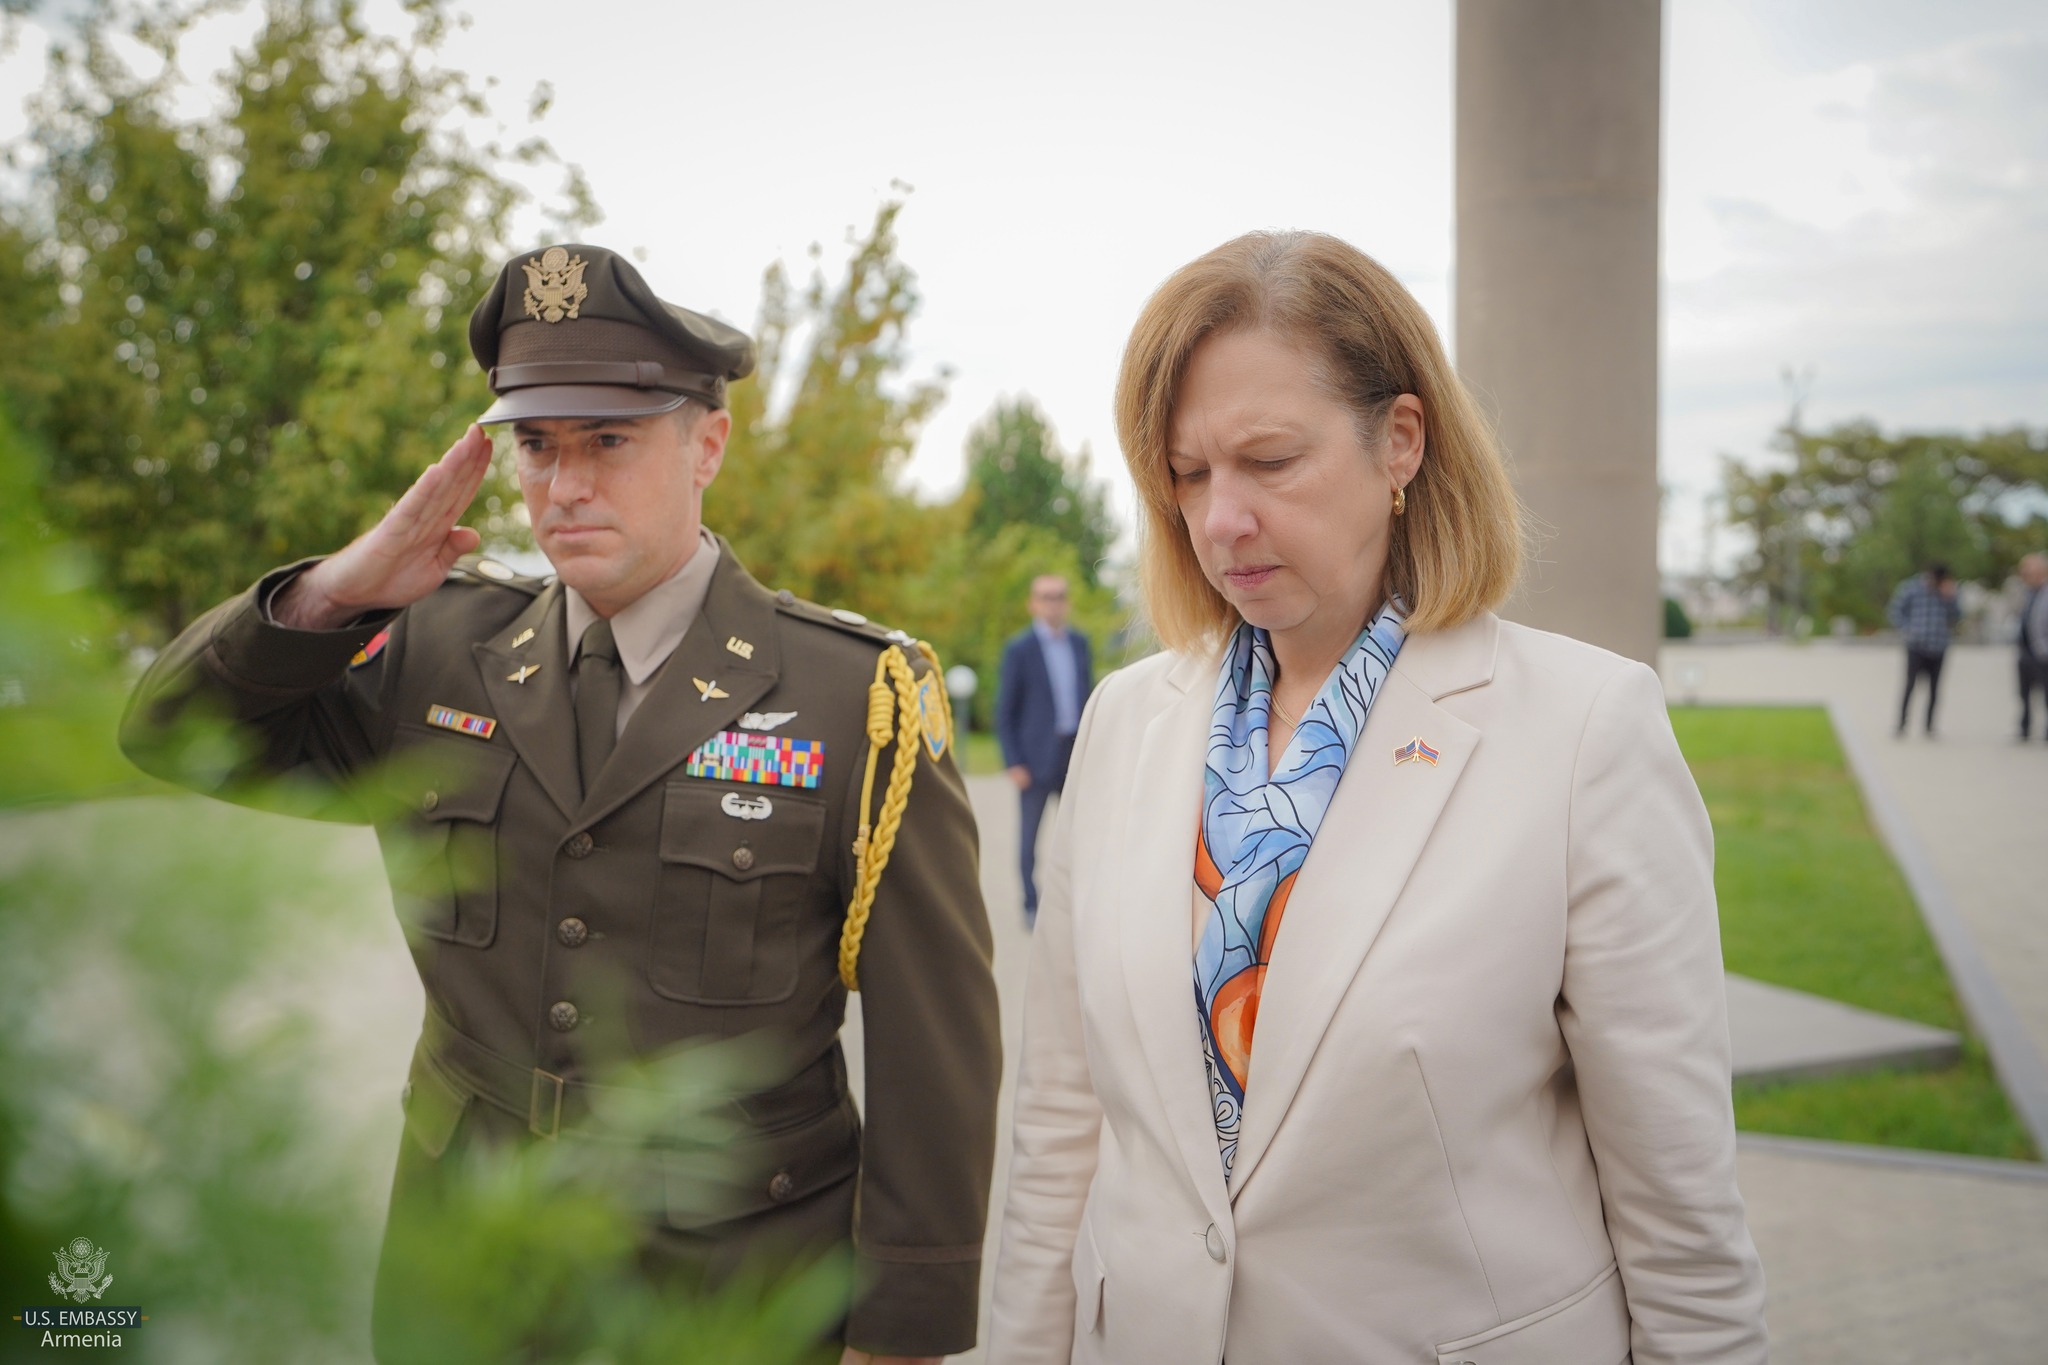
[988,613,1767,1364]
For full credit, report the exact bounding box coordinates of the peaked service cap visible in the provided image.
[468,244,756,424]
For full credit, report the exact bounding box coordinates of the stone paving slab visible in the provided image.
[1727,972,1960,1083]
[1738,1136,2048,1364]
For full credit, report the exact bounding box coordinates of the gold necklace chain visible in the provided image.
[1271,693,1298,727]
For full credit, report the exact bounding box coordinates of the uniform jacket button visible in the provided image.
[556,916,589,948]
[564,831,594,859]
[548,1000,580,1032]
[767,1170,795,1202]
[731,845,755,872]
[420,790,439,812]
[1204,1223,1226,1263]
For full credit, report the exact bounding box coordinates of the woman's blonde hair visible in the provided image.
[1115,231,1522,652]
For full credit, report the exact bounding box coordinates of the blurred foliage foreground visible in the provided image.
[0,406,851,1361]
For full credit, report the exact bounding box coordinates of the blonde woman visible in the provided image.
[987,233,1765,1364]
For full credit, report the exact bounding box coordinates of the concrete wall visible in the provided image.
[1455,0,1663,663]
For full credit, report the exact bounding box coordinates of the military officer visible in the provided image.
[120,245,1001,1362]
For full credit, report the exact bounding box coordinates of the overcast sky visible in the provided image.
[5,0,2045,575]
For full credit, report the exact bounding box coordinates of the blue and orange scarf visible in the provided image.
[1194,604,1405,1179]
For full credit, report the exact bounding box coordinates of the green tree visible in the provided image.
[708,205,1132,726]
[0,0,591,637]
[963,397,1115,587]
[712,198,959,631]
[1723,418,2048,631]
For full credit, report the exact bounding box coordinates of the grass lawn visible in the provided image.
[1671,706,2036,1160]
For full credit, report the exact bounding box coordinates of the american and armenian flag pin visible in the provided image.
[349,628,391,669]
[426,704,497,740]
[1393,736,1440,767]
[512,627,535,649]
[693,677,729,702]
[506,664,541,685]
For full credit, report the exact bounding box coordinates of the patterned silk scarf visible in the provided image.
[1194,603,1406,1179]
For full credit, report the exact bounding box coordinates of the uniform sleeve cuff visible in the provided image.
[843,1254,982,1358]
[207,560,397,694]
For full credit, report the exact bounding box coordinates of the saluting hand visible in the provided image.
[273,426,494,630]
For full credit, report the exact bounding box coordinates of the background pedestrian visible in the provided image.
[1888,561,1961,736]
[996,574,1094,925]
[2019,553,2048,741]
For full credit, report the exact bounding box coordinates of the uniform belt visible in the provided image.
[419,1007,846,1142]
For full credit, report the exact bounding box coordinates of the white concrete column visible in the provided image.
[1455,0,1663,663]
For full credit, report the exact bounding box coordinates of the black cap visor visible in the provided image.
[478,384,690,425]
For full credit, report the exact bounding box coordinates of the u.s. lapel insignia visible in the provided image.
[506,664,542,685]
[521,247,588,323]
[739,711,798,732]
[915,672,951,762]
[725,636,755,660]
[426,704,497,740]
[693,677,729,702]
[512,627,535,649]
[1393,736,1441,767]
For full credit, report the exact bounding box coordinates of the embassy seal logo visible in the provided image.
[14,1237,147,1350]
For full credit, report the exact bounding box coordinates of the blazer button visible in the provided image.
[420,790,439,812]
[564,831,594,859]
[548,1000,579,1032]
[767,1170,795,1202]
[731,846,755,872]
[1204,1223,1226,1263]
[556,917,589,948]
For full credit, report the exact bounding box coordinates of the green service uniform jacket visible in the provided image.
[120,538,1001,1356]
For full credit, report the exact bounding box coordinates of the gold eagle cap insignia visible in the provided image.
[521,246,589,324]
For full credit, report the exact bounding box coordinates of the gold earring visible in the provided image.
[1392,485,1407,516]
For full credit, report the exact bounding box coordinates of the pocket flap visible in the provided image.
[390,724,517,823]
[401,1050,473,1160]
[661,1095,859,1230]
[659,781,827,882]
[1436,1262,1629,1365]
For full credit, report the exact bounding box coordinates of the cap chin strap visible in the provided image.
[488,359,723,401]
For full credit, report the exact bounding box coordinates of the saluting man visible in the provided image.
[121,245,1001,1362]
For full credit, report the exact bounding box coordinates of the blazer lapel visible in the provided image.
[572,547,781,833]
[473,586,581,821]
[1227,623,1493,1200]
[1118,651,1234,1227]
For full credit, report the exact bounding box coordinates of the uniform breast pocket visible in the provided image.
[650,781,828,1006]
[381,725,518,948]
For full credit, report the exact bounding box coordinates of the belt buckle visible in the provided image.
[529,1068,565,1140]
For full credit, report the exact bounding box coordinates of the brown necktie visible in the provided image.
[574,619,621,797]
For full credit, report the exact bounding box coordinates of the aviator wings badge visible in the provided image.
[521,247,588,323]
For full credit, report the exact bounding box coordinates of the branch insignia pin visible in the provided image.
[506,664,541,685]
[693,677,729,702]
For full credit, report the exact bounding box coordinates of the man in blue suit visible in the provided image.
[997,574,1094,925]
